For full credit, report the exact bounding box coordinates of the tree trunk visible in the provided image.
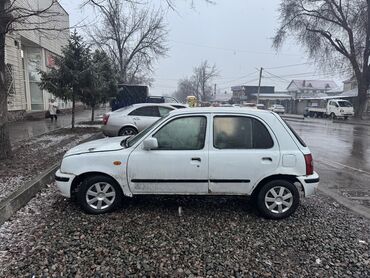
[0,31,12,159]
[354,83,368,119]
[91,105,95,122]
[71,92,75,129]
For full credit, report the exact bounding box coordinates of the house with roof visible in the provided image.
[286,80,339,114]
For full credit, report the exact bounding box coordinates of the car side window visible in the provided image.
[129,106,159,117]
[213,116,273,149]
[158,106,173,117]
[153,116,207,150]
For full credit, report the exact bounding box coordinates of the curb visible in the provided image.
[0,132,103,225]
[332,120,370,127]
[318,187,370,220]
[281,115,305,120]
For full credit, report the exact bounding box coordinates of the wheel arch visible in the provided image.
[119,125,138,135]
[251,174,300,198]
[70,171,123,198]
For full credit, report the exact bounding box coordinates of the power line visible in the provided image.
[217,70,259,85]
[264,62,313,70]
[170,40,302,57]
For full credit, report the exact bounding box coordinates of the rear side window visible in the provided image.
[283,120,307,147]
[129,106,159,117]
[213,116,274,149]
[158,106,173,117]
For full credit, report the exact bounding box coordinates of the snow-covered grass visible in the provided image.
[24,134,74,151]
[0,128,100,204]
[0,176,25,200]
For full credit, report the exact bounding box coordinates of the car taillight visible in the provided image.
[304,154,314,176]
[102,114,110,125]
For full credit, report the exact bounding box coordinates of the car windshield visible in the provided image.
[338,101,352,107]
[124,115,170,147]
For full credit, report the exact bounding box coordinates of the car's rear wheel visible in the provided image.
[330,112,336,119]
[118,126,137,136]
[256,180,300,219]
[77,175,122,214]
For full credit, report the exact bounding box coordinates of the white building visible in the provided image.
[5,0,70,120]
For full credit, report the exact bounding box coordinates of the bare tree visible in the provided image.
[87,0,168,84]
[193,60,218,101]
[273,0,370,118]
[0,0,68,159]
[173,77,198,102]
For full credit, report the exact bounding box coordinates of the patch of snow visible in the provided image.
[0,176,25,200]
[26,134,75,151]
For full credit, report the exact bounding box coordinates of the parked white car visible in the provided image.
[268,104,285,114]
[102,103,175,136]
[56,108,319,219]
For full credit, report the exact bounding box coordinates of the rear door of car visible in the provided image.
[208,114,280,194]
[128,106,161,131]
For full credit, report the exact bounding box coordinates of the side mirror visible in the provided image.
[143,137,158,150]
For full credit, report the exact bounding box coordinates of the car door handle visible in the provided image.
[191,157,201,162]
[262,157,272,162]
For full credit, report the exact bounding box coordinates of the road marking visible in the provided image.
[317,159,370,176]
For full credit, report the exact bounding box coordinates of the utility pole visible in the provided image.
[214,84,217,96]
[256,67,263,105]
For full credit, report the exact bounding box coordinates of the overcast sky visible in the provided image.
[59,0,343,95]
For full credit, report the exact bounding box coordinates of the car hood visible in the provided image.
[64,136,128,157]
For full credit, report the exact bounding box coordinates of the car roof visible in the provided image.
[168,107,275,116]
[131,103,175,108]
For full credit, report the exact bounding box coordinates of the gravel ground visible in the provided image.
[0,127,100,202]
[0,185,369,277]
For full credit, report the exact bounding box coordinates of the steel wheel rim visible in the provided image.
[86,182,116,210]
[264,186,293,214]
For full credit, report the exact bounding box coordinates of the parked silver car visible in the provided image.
[102,103,175,137]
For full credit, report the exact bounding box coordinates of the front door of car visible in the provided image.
[208,115,280,194]
[127,115,209,194]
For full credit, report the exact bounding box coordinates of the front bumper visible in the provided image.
[296,171,319,197]
[55,169,75,198]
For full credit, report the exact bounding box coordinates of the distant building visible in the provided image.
[210,90,233,104]
[5,0,70,120]
[231,85,275,103]
[286,80,339,114]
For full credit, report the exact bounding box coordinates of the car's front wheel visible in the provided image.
[77,175,122,214]
[256,180,300,219]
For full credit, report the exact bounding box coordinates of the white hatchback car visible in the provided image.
[56,108,319,219]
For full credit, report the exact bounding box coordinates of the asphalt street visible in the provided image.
[289,118,370,213]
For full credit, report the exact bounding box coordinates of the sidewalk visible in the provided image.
[9,108,108,143]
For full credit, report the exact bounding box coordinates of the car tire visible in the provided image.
[77,175,123,214]
[118,126,137,136]
[330,112,336,120]
[256,179,300,220]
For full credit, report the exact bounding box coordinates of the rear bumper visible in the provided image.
[102,125,118,137]
[296,172,319,197]
[55,169,75,198]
